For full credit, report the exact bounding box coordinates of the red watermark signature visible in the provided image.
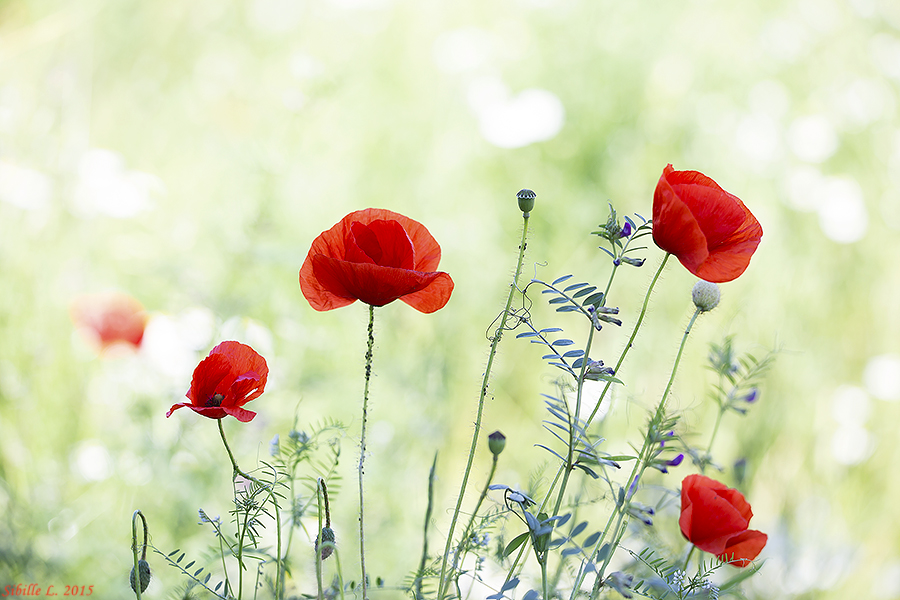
[1,585,94,597]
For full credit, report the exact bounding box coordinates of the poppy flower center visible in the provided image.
[206,393,225,407]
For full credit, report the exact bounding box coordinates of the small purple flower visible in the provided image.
[743,388,759,403]
[620,221,633,238]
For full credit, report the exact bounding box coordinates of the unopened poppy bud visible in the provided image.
[315,527,336,560]
[130,559,151,593]
[488,430,506,456]
[692,280,721,312]
[517,189,536,215]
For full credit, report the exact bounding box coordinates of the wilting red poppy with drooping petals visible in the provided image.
[71,292,147,350]
[167,341,268,423]
[679,474,767,567]
[652,164,762,283]
[300,208,454,313]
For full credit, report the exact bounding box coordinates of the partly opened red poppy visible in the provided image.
[679,474,767,567]
[71,292,147,350]
[652,164,762,283]
[167,341,268,423]
[300,208,454,313]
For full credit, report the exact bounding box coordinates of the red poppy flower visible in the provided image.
[300,208,454,313]
[166,341,268,422]
[679,474,767,567]
[71,292,147,350]
[652,165,762,283]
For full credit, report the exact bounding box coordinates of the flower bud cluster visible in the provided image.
[587,305,622,331]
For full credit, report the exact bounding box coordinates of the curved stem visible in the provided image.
[438,212,530,599]
[217,419,284,600]
[358,304,376,600]
[131,510,147,600]
[316,479,326,600]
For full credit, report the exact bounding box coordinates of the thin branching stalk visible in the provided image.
[437,212,530,599]
[218,419,284,600]
[585,304,703,598]
[358,304,376,600]
[551,262,619,517]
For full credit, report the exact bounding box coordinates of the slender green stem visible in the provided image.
[683,545,697,573]
[702,373,727,474]
[586,305,703,596]
[130,510,147,600]
[584,254,670,427]
[316,479,325,600]
[416,454,437,600]
[502,462,565,587]
[541,558,549,600]
[450,453,499,585]
[217,419,284,600]
[438,213,530,600]
[358,304,376,600]
[703,408,726,474]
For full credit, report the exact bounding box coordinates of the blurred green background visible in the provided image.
[2,0,900,598]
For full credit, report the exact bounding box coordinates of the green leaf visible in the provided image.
[563,282,589,292]
[503,532,530,558]
[582,292,605,306]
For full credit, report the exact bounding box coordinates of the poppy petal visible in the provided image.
[187,353,232,406]
[170,341,268,421]
[717,529,768,567]
[652,165,762,283]
[401,271,455,313]
[300,208,451,312]
[652,175,710,272]
[310,255,444,307]
[348,220,415,269]
[223,405,257,423]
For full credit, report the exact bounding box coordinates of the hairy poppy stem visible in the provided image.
[358,304,376,600]
[316,479,326,600]
[588,303,703,598]
[131,510,147,600]
[437,210,530,600]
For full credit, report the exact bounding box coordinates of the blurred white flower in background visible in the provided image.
[0,161,53,211]
[71,148,163,218]
[864,353,900,402]
[467,76,565,149]
[784,167,868,243]
[433,27,496,74]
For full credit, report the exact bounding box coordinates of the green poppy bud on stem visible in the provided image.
[316,527,336,560]
[517,189,536,216]
[692,280,721,312]
[130,559,151,593]
[488,430,506,456]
